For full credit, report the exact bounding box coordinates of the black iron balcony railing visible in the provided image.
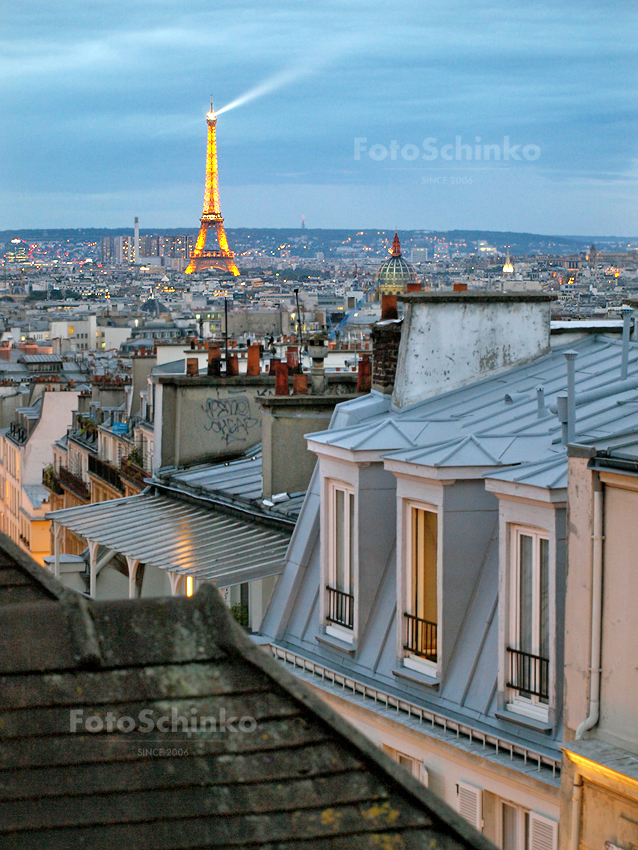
[507,647,549,700]
[58,465,90,502]
[8,422,28,444]
[326,585,354,630]
[88,454,124,493]
[403,612,437,663]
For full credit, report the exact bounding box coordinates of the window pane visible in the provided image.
[335,489,345,589]
[502,803,518,850]
[412,508,437,624]
[539,538,550,704]
[519,534,534,654]
[539,538,549,659]
[349,491,355,591]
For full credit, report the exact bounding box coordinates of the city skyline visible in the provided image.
[2,0,637,234]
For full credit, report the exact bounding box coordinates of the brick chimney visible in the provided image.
[371,320,402,394]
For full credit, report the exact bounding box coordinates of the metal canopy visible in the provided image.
[48,494,291,588]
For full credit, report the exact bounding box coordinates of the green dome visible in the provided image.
[375,231,417,291]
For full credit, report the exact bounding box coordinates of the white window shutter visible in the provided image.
[529,813,558,850]
[419,762,429,787]
[458,782,483,831]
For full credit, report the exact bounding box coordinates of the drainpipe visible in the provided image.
[570,774,583,850]
[575,473,604,739]
[564,350,578,444]
[620,306,632,381]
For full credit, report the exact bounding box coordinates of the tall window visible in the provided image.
[326,482,355,631]
[404,505,438,665]
[499,800,557,850]
[508,527,550,712]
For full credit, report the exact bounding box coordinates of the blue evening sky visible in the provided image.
[1,0,637,234]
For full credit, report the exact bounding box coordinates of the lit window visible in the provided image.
[404,504,438,669]
[185,576,194,597]
[507,527,550,717]
[326,481,355,635]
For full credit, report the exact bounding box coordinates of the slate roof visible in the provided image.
[0,536,492,850]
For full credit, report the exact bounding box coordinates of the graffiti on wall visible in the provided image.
[201,396,259,445]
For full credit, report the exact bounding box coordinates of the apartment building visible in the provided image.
[261,293,638,850]
[0,388,78,563]
[559,437,638,850]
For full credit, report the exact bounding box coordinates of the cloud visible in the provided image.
[0,0,636,231]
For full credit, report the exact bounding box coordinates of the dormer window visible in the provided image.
[325,481,355,639]
[507,526,550,718]
[403,502,438,674]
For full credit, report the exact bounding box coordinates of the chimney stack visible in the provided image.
[393,292,555,408]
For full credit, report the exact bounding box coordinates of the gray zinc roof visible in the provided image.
[168,444,306,521]
[262,334,638,783]
[308,335,638,488]
[48,493,293,587]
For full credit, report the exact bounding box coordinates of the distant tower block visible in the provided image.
[185,102,239,276]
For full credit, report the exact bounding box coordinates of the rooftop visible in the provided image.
[0,534,492,850]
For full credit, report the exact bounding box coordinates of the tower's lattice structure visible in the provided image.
[185,104,239,276]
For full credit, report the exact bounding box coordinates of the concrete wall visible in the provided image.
[597,471,638,753]
[130,356,156,417]
[24,391,80,485]
[153,375,275,470]
[393,292,554,409]
[0,390,24,430]
[225,310,291,339]
[260,396,354,497]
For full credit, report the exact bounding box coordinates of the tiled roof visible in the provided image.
[0,543,492,850]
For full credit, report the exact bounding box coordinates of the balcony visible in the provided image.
[8,422,28,445]
[59,466,90,502]
[42,465,63,496]
[326,586,354,630]
[403,613,437,663]
[88,454,124,494]
[120,456,147,488]
[507,647,549,700]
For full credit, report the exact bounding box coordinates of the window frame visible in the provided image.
[498,798,558,850]
[402,499,440,676]
[507,525,551,720]
[325,479,356,640]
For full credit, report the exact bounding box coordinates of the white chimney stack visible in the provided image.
[392,292,555,409]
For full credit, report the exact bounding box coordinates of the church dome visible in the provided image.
[375,232,418,294]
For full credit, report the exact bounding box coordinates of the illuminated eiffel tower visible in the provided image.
[185,101,239,276]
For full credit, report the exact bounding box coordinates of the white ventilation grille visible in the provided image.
[529,813,558,850]
[458,782,483,831]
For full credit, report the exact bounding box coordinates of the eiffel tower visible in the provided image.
[185,101,239,276]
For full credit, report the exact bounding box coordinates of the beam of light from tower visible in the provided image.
[215,34,359,117]
[215,65,312,115]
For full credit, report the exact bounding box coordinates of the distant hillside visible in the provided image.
[0,227,635,256]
